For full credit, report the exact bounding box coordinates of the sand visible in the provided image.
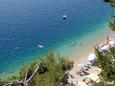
[71,33,112,68]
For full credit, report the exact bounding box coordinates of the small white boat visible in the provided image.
[38,44,44,48]
[62,15,67,19]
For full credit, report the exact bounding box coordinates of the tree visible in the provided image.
[38,63,48,74]
[95,47,115,85]
[61,73,69,85]
[29,53,73,86]
[103,0,115,7]
[109,20,115,31]
[0,79,5,86]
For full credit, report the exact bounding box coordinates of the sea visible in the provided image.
[0,0,115,78]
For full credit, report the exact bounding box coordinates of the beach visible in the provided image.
[72,29,113,68]
[66,27,114,86]
[72,37,108,67]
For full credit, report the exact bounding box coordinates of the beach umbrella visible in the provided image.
[84,60,92,66]
[85,61,92,65]
[67,78,72,84]
[78,64,84,69]
[68,70,76,78]
[87,54,96,61]
[78,63,88,70]
[78,81,86,86]
[101,45,109,51]
[78,64,84,67]
[109,41,114,45]
[87,73,100,82]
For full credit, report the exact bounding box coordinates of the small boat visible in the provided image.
[62,15,67,20]
[38,44,44,48]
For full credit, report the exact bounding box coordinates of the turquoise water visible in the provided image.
[56,21,112,57]
[0,0,115,78]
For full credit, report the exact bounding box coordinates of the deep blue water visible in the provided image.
[0,0,114,77]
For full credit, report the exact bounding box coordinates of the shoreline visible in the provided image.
[71,31,113,69]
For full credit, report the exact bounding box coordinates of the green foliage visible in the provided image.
[14,52,73,86]
[103,0,115,7]
[109,20,115,31]
[0,79,4,86]
[61,73,69,85]
[59,57,74,71]
[7,75,19,80]
[95,47,115,85]
[38,62,48,74]
[109,0,115,7]
[18,64,30,80]
[28,52,73,86]
[18,61,38,80]
[102,1,115,84]
[0,79,9,86]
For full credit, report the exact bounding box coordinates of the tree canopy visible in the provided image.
[109,20,115,31]
[29,53,73,86]
[95,47,115,85]
[103,0,115,7]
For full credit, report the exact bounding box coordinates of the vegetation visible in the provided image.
[92,1,115,85]
[103,0,115,7]
[109,20,115,31]
[0,53,74,86]
[0,79,5,86]
[29,53,73,86]
[95,47,115,85]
